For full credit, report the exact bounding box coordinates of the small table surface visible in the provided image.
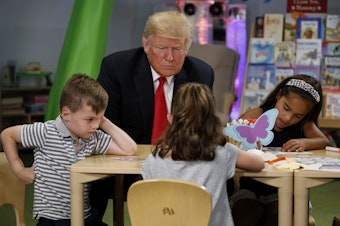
[70,145,152,226]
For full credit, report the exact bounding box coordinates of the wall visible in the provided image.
[0,0,339,81]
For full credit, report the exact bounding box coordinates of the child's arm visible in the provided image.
[236,149,265,172]
[0,125,35,184]
[100,116,137,155]
[239,108,263,119]
[281,121,330,152]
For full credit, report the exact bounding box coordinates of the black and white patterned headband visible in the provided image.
[286,79,320,103]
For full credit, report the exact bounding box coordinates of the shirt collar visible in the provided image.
[150,66,174,84]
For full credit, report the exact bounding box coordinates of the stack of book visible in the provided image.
[1,97,25,115]
[23,94,48,113]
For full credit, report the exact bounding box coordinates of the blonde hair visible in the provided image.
[143,11,192,50]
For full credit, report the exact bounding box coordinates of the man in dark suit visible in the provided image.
[91,11,214,225]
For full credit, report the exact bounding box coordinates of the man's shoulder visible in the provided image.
[105,47,144,60]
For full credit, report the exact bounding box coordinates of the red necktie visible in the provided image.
[151,77,168,144]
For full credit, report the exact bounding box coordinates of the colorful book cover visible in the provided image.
[294,65,321,80]
[325,15,340,42]
[321,56,340,89]
[295,39,322,66]
[284,12,326,41]
[323,90,340,119]
[326,43,340,56]
[241,90,269,114]
[263,14,284,42]
[249,38,275,64]
[246,64,276,90]
[275,68,294,83]
[274,41,295,68]
[296,17,322,39]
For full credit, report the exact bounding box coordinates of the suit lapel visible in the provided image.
[133,55,154,133]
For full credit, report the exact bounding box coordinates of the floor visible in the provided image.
[1,151,340,226]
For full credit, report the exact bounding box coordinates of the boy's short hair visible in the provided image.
[60,74,108,113]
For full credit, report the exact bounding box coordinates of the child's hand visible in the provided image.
[15,166,35,185]
[281,139,305,152]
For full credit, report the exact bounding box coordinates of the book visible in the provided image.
[325,15,340,42]
[275,68,294,83]
[326,42,340,56]
[323,66,340,89]
[296,17,322,39]
[284,12,327,41]
[249,38,275,64]
[23,103,46,113]
[294,65,321,80]
[254,16,264,38]
[274,41,295,68]
[2,108,26,115]
[1,97,23,105]
[23,94,49,104]
[323,90,340,119]
[246,64,276,90]
[1,103,23,110]
[242,90,269,113]
[263,14,284,42]
[321,56,340,89]
[295,39,322,66]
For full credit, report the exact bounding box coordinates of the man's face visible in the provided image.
[143,35,188,77]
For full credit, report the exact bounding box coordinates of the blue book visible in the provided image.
[296,17,323,40]
[249,38,275,64]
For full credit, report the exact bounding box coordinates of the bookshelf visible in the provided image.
[242,22,340,130]
[0,86,50,150]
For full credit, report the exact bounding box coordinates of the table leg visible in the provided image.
[71,172,84,226]
[277,176,293,226]
[294,176,334,226]
[254,176,293,226]
[114,174,125,226]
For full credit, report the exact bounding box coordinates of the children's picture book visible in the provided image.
[274,41,295,68]
[321,56,340,89]
[295,39,322,66]
[294,65,321,80]
[275,68,294,83]
[263,14,284,42]
[284,12,327,42]
[296,17,322,39]
[322,66,340,89]
[326,43,340,56]
[322,89,340,119]
[325,14,340,42]
[241,90,269,114]
[249,38,275,64]
[246,64,276,90]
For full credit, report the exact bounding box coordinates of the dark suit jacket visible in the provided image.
[97,47,214,144]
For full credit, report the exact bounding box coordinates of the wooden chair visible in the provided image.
[0,152,26,226]
[127,179,212,226]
